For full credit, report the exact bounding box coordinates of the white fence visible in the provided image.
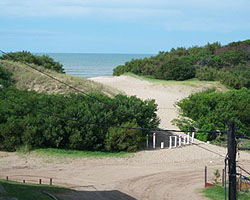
[146,132,195,149]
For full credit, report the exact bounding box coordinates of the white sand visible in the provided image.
[0,75,249,200]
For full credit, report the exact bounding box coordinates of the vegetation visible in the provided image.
[0,60,117,96]
[0,87,159,152]
[0,57,159,152]
[0,179,71,200]
[0,51,64,73]
[174,88,250,141]
[0,64,13,87]
[113,40,250,89]
[30,148,132,158]
[203,185,250,200]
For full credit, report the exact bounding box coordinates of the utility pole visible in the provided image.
[227,120,237,200]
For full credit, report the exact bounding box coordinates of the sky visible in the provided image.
[1,0,250,54]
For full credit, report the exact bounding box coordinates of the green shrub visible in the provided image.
[174,88,250,141]
[113,39,250,88]
[0,88,159,151]
[0,51,64,73]
[0,64,13,87]
[105,121,145,152]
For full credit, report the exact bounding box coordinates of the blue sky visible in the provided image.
[1,0,250,54]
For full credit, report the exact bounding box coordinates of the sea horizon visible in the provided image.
[36,53,154,78]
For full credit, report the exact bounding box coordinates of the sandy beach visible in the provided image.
[1,75,249,200]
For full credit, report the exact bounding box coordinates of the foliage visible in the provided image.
[105,121,145,152]
[174,88,250,141]
[203,185,250,200]
[0,51,64,73]
[0,87,159,152]
[213,170,221,184]
[31,148,131,158]
[113,40,250,89]
[0,179,71,200]
[0,64,13,87]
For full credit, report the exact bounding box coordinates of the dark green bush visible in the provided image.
[0,64,13,87]
[0,88,159,151]
[113,40,250,88]
[0,51,64,73]
[174,88,250,141]
[105,121,145,152]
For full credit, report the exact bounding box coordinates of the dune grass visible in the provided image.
[0,179,71,200]
[124,72,226,88]
[203,185,250,200]
[0,60,118,96]
[28,148,132,158]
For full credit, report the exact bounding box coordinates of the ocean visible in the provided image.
[40,53,153,78]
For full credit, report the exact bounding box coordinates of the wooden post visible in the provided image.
[183,136,186,145]
[174,136,177,148]
[146,134,149,148]
[205,166,207,188]
[50,178,53,186]
[222,169,225,187]
[6,176,8,181]
[39,179,42,184]
[160,142,164,149]
[227,120,236,200]
[191,132,195,143]
[179,135,181,147]
[169,136,172,149]
[187,133,190,144]
[153,133,156,149]
[23,180,25,184]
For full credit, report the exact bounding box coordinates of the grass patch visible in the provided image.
[203,185,250,200]
[124,72,226,88]
[30,148,132,158]
[0,179,71,200]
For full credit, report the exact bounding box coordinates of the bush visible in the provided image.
[174,88,250,141]
[0,88,159,151]
[113,39,250,88]
[0,51,64,73]
[0,64,13,87]
[105,121,145,152]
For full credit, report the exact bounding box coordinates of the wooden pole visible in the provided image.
[205,166,207,188]
[23,180,25,184]
[50,178,53,186]
[6,176,8,181]
[227,120,237,200]
[39,179,42,184]
[222,169,225,187]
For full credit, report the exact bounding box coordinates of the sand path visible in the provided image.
[0,75,249,200]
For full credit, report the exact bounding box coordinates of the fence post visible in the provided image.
[191,132,195,143]
[39,179,42,184]
[187,133,190,144]
[205,166,207,188]
[169,136,172,149]
[174,136,177,148]
[179,135,181,147]
[153,133,156,149]
[222,169,225,187]
[161,142,164,149]
[146,134,149,148]
[183,136,186,145]
[23,180,25,184]
[50,178,53,186]
[6,176,8,181]
[227,120,236,200]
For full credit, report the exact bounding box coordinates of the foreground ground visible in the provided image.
[0,75,249,200]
